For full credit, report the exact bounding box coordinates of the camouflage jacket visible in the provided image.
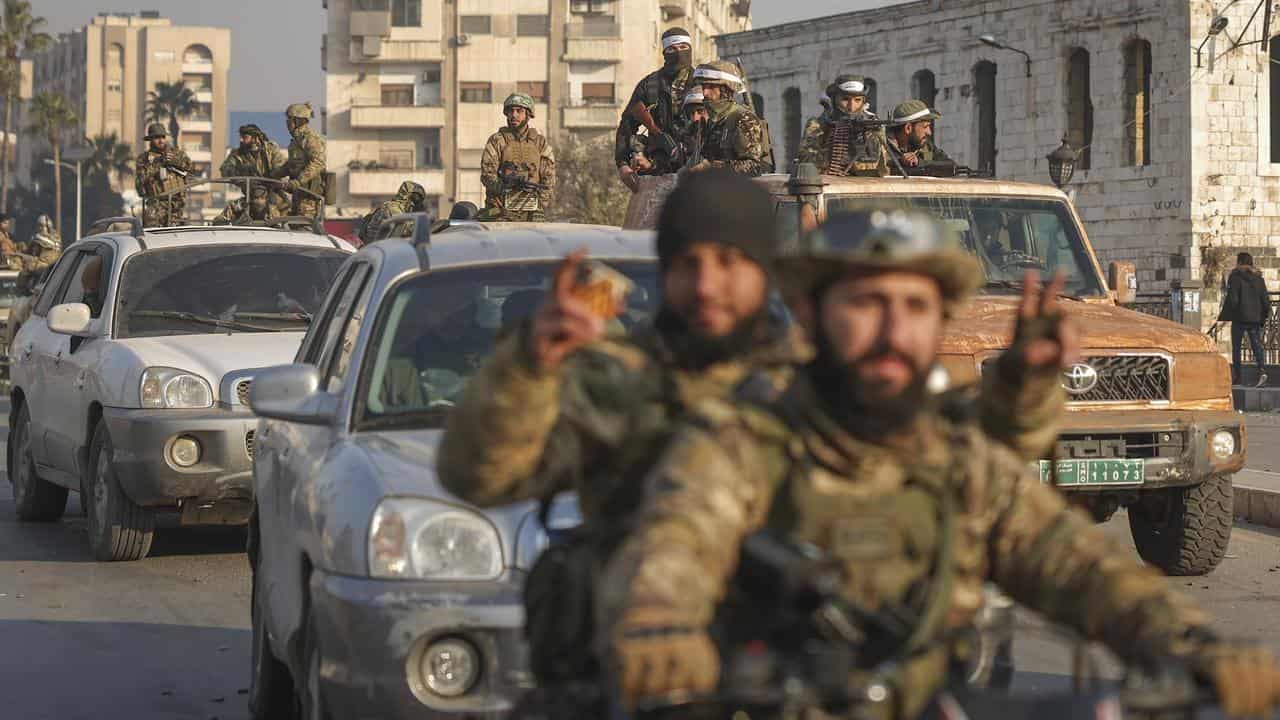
[696,102,773,177]
[615,67,693,167]
[798,110,888,176]
[136,146,194,198]
[17,245,60,275]
[278,126,326,195]
[0,230,17,257]
[886,135,951,169]
[360,198,417,243]
[220,140,287,181]
[480,125,555,213]
[212,199,282,225]
[598,371,1211,719]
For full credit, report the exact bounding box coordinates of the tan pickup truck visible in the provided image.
[625,166,1244,576]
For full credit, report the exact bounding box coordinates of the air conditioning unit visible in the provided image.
[456,33,470,46]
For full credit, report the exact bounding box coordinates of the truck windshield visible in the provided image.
[115,245,348,338]
[826,195,1106,297]
[357,260,659,431]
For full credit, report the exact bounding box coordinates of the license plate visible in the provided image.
[1038,459,1145,486]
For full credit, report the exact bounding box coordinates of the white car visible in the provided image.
[7,217,352,561]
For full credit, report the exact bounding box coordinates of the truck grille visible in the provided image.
[1055,431,1185,460]
[236,379,253,407]
[982,354,1170,403]
[245,430,255,460]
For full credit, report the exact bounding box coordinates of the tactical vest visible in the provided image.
[703,105,772,166]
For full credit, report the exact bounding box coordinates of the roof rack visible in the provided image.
[85,216,144,240]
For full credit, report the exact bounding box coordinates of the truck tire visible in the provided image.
[1128,475,1232,576]
[10,403,68,521]
[86,419,154,561]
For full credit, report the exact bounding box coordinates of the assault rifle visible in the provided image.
[498,162,548,194]
[627,100,682,166]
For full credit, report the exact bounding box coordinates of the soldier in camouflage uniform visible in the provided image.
[599,209,1280,719]
[135,123,193,228]
[479,94,555,222]
[212,185,282,225]
[886,99,950,171]
[0,213,17,258]
[359,180,428,242]
[274,103,326,218]
[616,27,696,189]
[798,75,888,176]
[220,123,288,212]
[685,62,772,176]
[438,173,1068,707]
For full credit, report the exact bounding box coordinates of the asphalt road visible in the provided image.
[0,406,1277,719]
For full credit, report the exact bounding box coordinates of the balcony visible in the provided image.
[565,22,622,63]
[181,61,214,75]
[350,9,391,37]
[350,104,445,129]
[194,90,213,103]
[349,168,444,196]
[563,103,620,129]
[349,38,443,63]
[659,0,688,18]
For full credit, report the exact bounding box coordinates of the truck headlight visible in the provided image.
[140,367,213,409]
[369,498,503,580]
[1210,429,1237,460]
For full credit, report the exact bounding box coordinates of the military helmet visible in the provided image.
[285,102,314,120]
[692,60,743,91]
[502,93,536,118]
[681,86,705,112]
[397,180,427,203]
[826,74,867,100]
[889,99,941,127]
[777,209,982,312]
[144,123,168,140]
[238,123,265,138]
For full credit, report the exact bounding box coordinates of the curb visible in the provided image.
[1233,387,1280,411]
[1234,484,1280,529]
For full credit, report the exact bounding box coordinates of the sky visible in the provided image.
[38,0,904,111]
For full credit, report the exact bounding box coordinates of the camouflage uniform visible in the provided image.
[220,125,289,212]
[480,119,555,222]
[689,63,773,176]
[276,104,327,218]
[136,125,194,228]
[886,100,950,171]
[0,225,17,257]
[797,75,887,176]
[359,181,426,243]
[212,196,282,225]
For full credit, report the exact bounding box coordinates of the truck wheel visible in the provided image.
[85,420,154,561]
[1128,475,1232,576]
[249,546,297,720]
[10,404,68,521]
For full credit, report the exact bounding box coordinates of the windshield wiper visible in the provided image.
[129,310,279,332]
[982,279,1081,300]
[229,311,313,323]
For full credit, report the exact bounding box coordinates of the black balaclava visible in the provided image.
[661,27,694,77]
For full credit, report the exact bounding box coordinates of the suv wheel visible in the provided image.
[1128,475,1232,576]
[10,403,67,521]
[85,419,154,561]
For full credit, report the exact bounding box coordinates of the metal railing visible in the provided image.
[1122,293,1174,321]
[1239,291,1280,365]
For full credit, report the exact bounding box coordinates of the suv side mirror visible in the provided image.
[48,303,93,336]
[1109,261,1137,305]
[249,363,338,425]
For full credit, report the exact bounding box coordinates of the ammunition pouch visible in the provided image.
[523,528,605,684]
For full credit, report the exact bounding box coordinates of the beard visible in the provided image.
[807,331,928,437]
[655,304,768,370]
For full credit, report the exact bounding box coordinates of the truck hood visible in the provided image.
[944,296,1215,355]
[115,332,305,392]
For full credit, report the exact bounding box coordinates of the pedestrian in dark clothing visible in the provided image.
[1218,252,1271,386]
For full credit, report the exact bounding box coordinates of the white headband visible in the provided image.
[683,90,704,105]
[693,67,743,86]
[662,34,693,50]
[838,80,865,94]
[895,107,935,123]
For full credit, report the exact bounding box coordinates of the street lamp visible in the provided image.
[44,144,93,242]
[978,33,1032,77]
[1046,136,1079,188]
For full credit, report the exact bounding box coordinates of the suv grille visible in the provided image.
[984,354,1170,402]
[236,379,252,407]
[245,430,255,460]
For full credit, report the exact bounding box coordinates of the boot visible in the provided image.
[1256,372,1269,388]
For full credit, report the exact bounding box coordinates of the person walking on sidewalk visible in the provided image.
[1219,251,1271,386]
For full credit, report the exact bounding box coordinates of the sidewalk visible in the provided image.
[1234,469,1280,529]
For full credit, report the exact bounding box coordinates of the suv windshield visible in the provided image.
[826,194,1105,297]
[115,245,347,338]
[358,260,659,430]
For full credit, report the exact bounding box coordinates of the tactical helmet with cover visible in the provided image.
[144,123,168,140]
[889,99,942,127]
[502,93,536,118]
[396,180,427,204]
[692,60,743,91]
[778,209,982,314]
[285,103,314,120]
[826,74,868,100]
[681,86,705,113]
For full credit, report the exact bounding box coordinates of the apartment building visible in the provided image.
[21,12,231,209]
[324,0,750,216]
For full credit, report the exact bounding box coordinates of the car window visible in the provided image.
[297,262,357,364]
[113,244,347,339]
[33,249,83,317]
[312,263,371,385]
[57,246,114,318]
[356,260,659,430]
[325,272,376,393]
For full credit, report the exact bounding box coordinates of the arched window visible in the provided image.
[182,44,212,64]
[1067,48,1093,170]
[783,86,802,165]
[751,92,764,117]
[863,78,878,115]
[911,69,937,107]
[974,61,997,175]
[1124,39,1152,166]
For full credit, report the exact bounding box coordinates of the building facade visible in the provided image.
[719,0,1280,323]
[22,12,231,211]
[324,0,750,216]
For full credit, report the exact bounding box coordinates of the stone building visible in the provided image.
[22,12,232,212]
[718,0,1280,324]
[325,0,750,217]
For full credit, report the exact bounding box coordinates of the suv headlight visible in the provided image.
[369,498,503,580]
[140,367,213,409]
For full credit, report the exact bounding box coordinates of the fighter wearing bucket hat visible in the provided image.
[479,93,555,221]
[220,123,288,212]
[685,61,772,176]
[136,122,194,227]
[799,74,888,176]
[887,99,950,169]
[616,27,697,188]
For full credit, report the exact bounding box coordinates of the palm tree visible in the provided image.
[0,0,52,212]
[84,132,134,189]
[145,81,199,145]
[25,91,76,233]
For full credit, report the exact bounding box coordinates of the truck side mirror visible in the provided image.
[1109,261,1137,305]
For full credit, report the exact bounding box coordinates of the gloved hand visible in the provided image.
[996,270,1079,381]
[608,606,720,710]
[1200,643,1280,718]
[281,177,299,191]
